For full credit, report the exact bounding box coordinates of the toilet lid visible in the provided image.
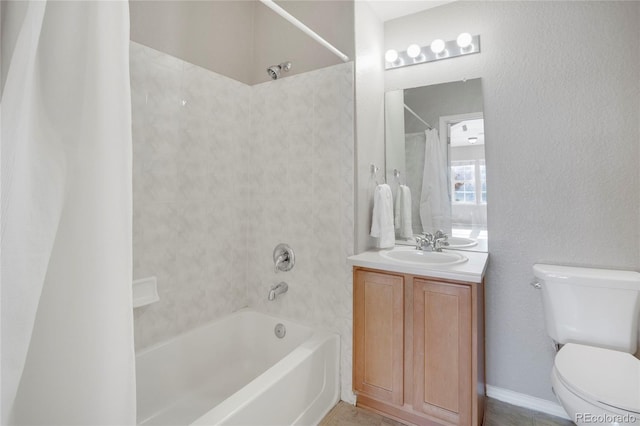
[555,343,640,413]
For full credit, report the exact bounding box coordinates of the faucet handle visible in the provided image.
[434,229,448,239]
[273,243,295,273]
[433,237,450,252]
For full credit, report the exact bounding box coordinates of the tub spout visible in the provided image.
[268,282,288,301]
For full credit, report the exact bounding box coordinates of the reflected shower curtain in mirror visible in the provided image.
[1,1,136,424]
[419,129,452,235]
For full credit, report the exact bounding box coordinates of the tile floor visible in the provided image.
[319,398,575,426]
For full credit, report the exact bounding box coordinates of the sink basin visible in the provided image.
[380,247,468,266]
[447,237,477,249]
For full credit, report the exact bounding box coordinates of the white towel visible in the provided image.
[370,184,395,248]
[394,185,413,239]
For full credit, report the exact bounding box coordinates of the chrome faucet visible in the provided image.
[415,235,432,251]
[415,230,450,252]
[268,281,288,301]
[273,244,295,273]
[434,229,448,240]
[274,253,288,273]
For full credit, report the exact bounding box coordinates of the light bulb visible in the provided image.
[457,32,473,48]
[385,49,399,63]
[407,44,422,59]
[430,39,445,54]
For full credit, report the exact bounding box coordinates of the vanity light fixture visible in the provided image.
[468,137,478,144]
[457,32,473,49]
[430,39,446,55]
[385,48,405,67]
[406,44,422,59]
[385,49,399,63]
[385,33,480,70]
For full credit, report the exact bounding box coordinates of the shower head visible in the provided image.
[267,65,281,80]
[266,61,292,80]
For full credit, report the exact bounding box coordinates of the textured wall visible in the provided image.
[130,42,251,349]
[384,1,640,401]
[245,62,355,403]
[354,1,386,253]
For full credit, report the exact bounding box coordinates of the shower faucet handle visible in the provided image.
[273,243,295,273]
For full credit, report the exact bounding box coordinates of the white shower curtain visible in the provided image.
[419,128,452,235]
[1,1,136,424]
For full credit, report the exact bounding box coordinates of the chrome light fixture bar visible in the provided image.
[385,34,480,70]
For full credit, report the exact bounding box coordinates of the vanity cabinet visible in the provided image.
[353,270,404,406]
[353,267,485,426]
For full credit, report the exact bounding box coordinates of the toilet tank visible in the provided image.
[533,264,640,353]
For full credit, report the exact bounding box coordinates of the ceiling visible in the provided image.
[450,119,485,147]
[365,0,455,22]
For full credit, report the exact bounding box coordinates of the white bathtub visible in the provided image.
[136,309,340,425]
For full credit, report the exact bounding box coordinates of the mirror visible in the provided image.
[385,78,487,252]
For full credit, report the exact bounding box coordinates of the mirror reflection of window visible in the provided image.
[451,160,487,205]
[452,161,477,204]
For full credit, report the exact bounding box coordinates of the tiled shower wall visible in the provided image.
[131,42,355,400]
[131,42,250,349]
[247,64,355,402]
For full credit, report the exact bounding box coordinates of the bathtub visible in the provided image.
[136,309,340,425]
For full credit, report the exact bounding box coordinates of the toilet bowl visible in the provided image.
[551,343,640,425]
[532,264,640,426]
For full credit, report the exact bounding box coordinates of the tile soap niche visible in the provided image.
[132,276,159,308]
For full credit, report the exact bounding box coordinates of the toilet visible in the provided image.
[533,264,640,425]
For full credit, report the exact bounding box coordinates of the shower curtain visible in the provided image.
[1,1,136,424]
[419,128,452,234]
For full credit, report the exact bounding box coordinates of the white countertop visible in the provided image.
[347,248,488,283]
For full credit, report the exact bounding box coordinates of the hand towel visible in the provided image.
[370,184,395,248]
[395,185,413,239]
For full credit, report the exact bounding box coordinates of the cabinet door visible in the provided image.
[353,270,404,406]
[413,279,472,425]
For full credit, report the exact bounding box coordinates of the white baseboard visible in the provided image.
[486,385,571,420]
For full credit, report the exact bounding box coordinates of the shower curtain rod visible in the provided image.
[259,0,350,63]
[404,104,433,130]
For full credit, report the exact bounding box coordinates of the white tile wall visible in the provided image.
[246,63,355,402]
[131,42,355,401]
[131,42,250,349]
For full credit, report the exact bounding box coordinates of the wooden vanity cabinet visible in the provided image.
[353,269,405,405]
[353,267,485,426]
